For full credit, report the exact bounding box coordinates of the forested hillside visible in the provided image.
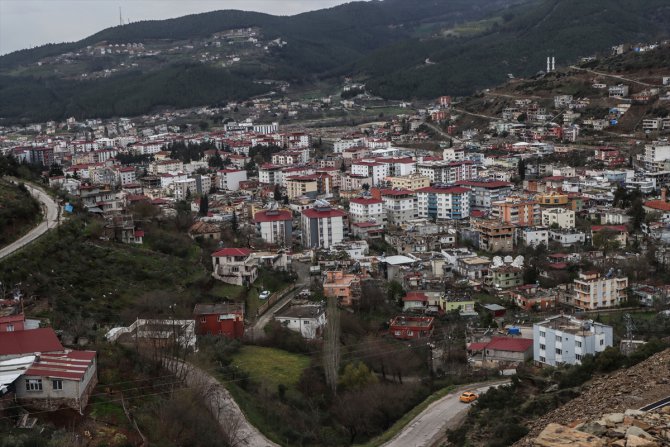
[0,0,668,122]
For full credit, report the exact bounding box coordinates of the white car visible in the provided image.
[259,290,270,300]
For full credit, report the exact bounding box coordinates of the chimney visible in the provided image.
[662,187,667,202]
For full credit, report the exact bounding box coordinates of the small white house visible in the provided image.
[274,304,326,339]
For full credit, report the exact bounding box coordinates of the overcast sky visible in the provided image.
[0,0,356,55]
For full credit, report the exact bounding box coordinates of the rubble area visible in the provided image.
[515,349,670,446]
[531,407,670,446]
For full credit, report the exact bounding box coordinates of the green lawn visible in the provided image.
[232,346,310,391]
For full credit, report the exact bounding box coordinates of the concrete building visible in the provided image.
[472,220,515,253]
[533,315,613,366]
[644,142,670,172]
[385,173,430,191]
[274,304,326,339]
[174,178,197,201]
[286,176,318,199]
[542,208,576,229]
[349,197,386,227]
[572,271,628,310]
[389,316,434,340]
[416,185,470,220]
[216,169,247,191]
[323,270,361,307]
[416,161,478,183]
[254,209,293,246]
[351,160,390,186]
[380,189,417,225]
[457,180,513,212]
[194,303,245,339]
[301,203,346,249]
[491,196,541,227]
[211,248,258,286]
[519,227,549,247]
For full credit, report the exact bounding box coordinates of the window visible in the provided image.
[556,335,562,342]
[52,380,63,391]
[539,356,546,363]
[600,339,604,345]
[6,324,13,332]
[539,331,546,338]
[540,344,546,350]
[407,331,414,336]
[556,349,562,355]
[26,379,42,391]
[575,354,582,361]
[201,317,207,323]
[576,341,582,348]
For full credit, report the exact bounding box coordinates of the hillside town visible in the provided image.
[1,32,670,447]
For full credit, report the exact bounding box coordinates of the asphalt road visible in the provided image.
[383,381,511,447]
[247,283,306,340]
[164,359,278,447]
[0,182,60,261]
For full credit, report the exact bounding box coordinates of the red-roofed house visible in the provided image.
[211,248,258,286]
[0,314,26,332]
[402,291,429,311]
[389,316,434,340]
[16,350,97,412]
[0,328,64,360]
[254,209,293,245]
[483,337,533,362]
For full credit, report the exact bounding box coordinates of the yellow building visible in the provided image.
[538,193,569,207]
[385,173,430,191]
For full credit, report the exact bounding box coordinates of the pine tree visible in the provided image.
[199,194,209,216]
[231,210,238,232]
[518,159,526,181]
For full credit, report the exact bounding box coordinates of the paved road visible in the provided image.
[383,381,510,447]
[0,182,60,261]
[247,283,306,340]
[569,65,656,87]
[165,359,279,447]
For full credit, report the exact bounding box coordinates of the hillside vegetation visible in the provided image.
[0,181,41,247]
[0,0,668,121]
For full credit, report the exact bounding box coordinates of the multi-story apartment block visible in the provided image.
[491,196,541,227]
[644,141,670,172]
[301,203,346,248]
[416,161,478,183]
[472,219,515,253]
[349,197,386,228]
[254,209,293,246]
[258,164,284,185]
[286,176,318,199]
[533,315,613,366]
[174,178,197,201]
[351,160,390,186]
[216,169,248,191]
[457,180,513,212]
[572,271,628,310]
[416,185,470,220]
[385,173,430,191]
[380,189,417,225]
[542,208,576,229]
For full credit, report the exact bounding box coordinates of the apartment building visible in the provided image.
[533,315,613,366]
[301,203,347,248]
[572,271,629,310]
[349,197,386,228]
[416,185,470,220]
[491,196,541,227]
[380,189,417,225]
[542,208,576,229]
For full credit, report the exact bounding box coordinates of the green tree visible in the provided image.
[338,362,378,390]
[231,210,238,233]
[628,198,645,230]
[199,193,209,216]
[517,159,525,181]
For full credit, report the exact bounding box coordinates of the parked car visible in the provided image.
[259,290,271,300]
[459,391,479,403]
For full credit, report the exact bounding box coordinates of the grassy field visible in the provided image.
[232,346,310,391]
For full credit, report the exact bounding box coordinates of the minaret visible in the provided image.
[546,57,550,73]
[552,57,555,72]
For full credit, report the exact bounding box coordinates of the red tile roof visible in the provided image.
[302,208,347,219]
[485,337,533,352]
[380,189,414,196]
[26,351,96,381]
[212,248,252,257]
[403,291,429,302]
[416,186,470,194]
[254,209,292,223]
[644,200,670,211]
[457,180,513,188]
[350,197,383,205]
[0,328,64,356]
[591,225,628,233]
[467,342,488,352]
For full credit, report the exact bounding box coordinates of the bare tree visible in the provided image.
[323,295,341,394]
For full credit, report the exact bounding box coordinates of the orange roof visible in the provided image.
[644,200,670,211]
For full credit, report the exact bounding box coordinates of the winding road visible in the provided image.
[382,381,511,447]
[0,182,60,261]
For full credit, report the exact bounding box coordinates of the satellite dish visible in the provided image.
[492,256,503,268]
[504,255,513,264]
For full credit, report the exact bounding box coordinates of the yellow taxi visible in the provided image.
[459,391,479,403]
